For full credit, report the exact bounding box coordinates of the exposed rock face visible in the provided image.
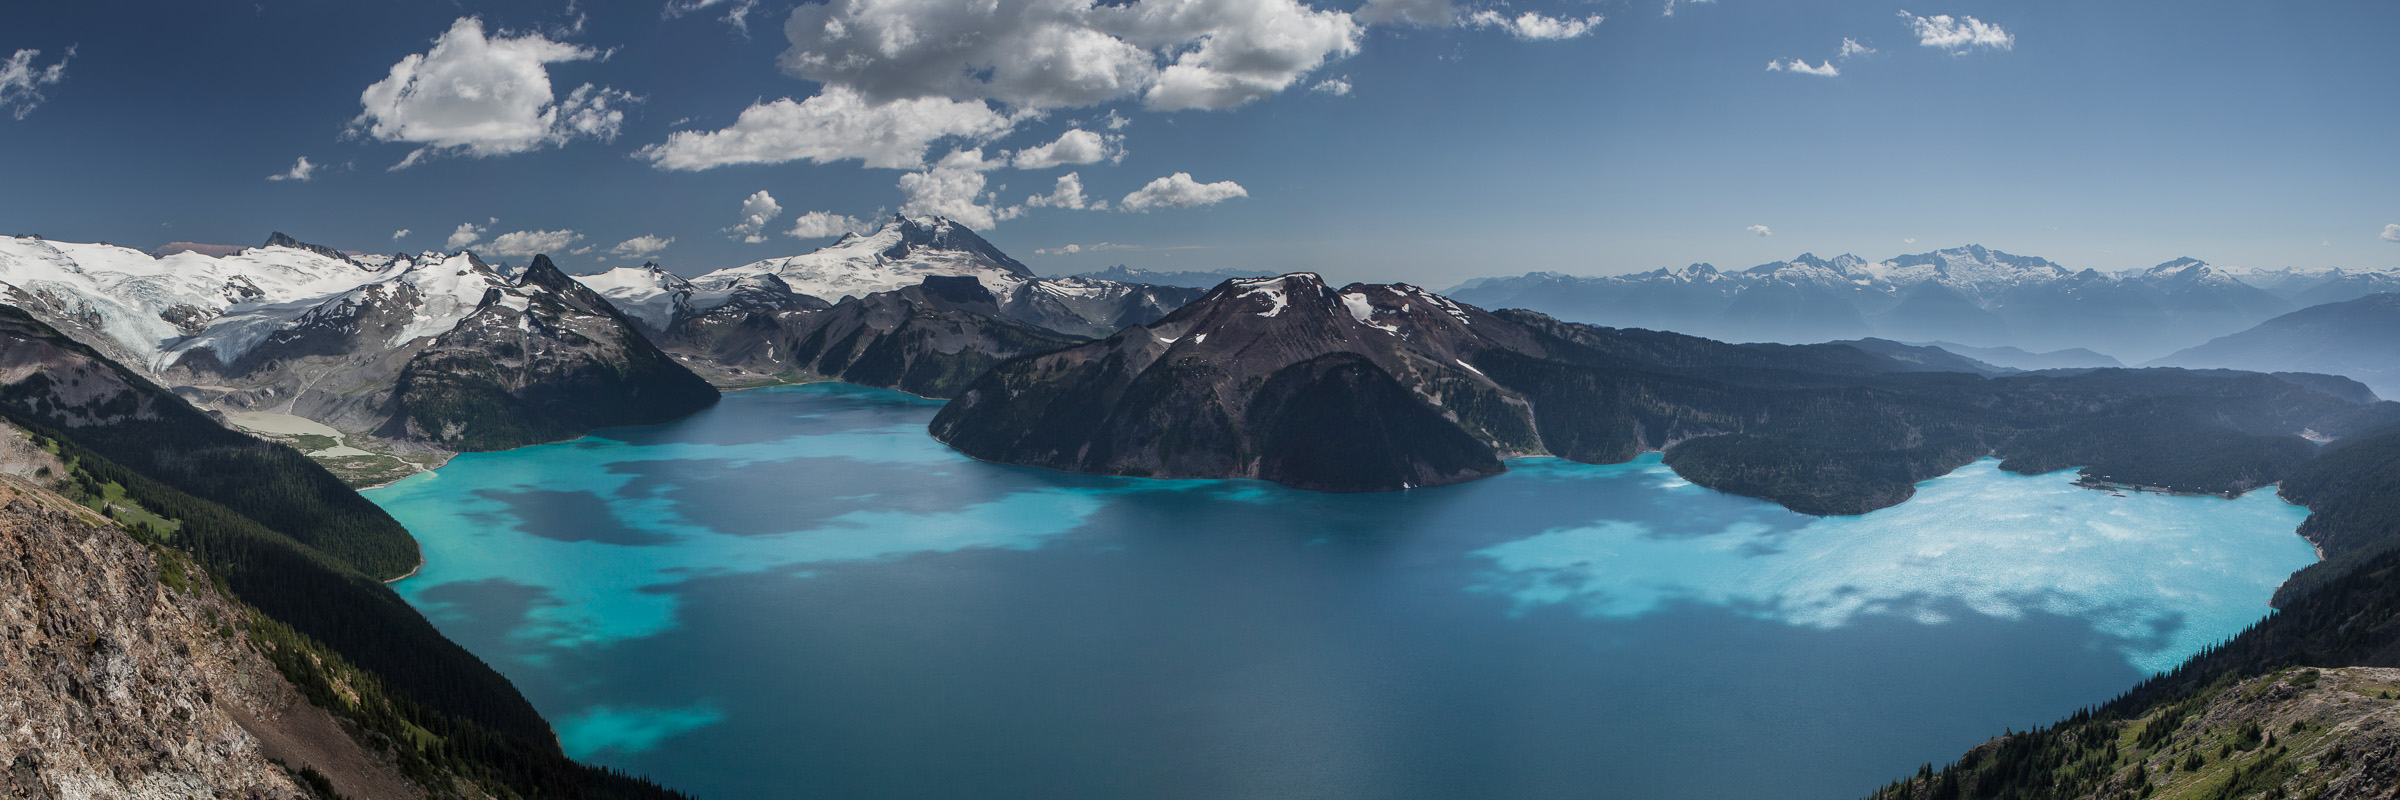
[261,231,356,265]
[931,274,1548,491]
[665,275,1085,397]
[0,457,418,800]
[384,255,720,451]
[995,277,1203,339]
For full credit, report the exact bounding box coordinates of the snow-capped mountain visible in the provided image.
[578,215,1203,340]
[576,262,695,333]
[0,233,714,451]
[0,233,398,371]
[1448,245,2388,362]
[691,215,1038,303]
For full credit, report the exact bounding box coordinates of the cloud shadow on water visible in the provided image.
[411,578,561,663]
[607,455,1026,537]
[472,488,676,546]
[593,383,944,448]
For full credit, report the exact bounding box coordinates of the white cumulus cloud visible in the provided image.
[1312,76,1353,95]
[728,190,784,243]
[2382,224,2400,243]
[1464,10,1604,41]
[646,0,1367,173]
[1025,172,1101,210]
[1121,172,1248,211]
[1,47,73,120]
[1767,58,1839,77]
[782,0,1361,113]
[267,156,319,182]
[788,211,873,240]
[1010,129,1122,170]
[392,228,413,241]
[1746,225,1772,237]
[1839,37,1875,59]
[353,17,637,169]
[611,234,675,258]
[639,86,1011,171]
[485,229,583,257]
[1899,11,2013,53]
[447,221,489,250]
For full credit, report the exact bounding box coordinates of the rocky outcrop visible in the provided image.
[0,447,420,800]
[385,255,719,451]
[931,274,1549,492]
[262,231,356,265]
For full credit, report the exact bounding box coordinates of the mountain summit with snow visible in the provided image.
[690,215,1037,304]
[0,232,715,455]
[580,214,1204,343]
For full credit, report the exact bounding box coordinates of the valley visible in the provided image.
[5,218,2400,799]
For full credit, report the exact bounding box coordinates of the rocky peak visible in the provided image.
[259,231,357,265]
[917,274,1000,307]
[877,214,1035,277]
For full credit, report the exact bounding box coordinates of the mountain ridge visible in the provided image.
[1450,245,2392,362]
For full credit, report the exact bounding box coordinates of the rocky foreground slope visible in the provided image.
[0,304,687,800]
[0,428,420,799]
[1874,667,2400,800]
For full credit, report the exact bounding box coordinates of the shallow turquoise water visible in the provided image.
[370,383,2316,800]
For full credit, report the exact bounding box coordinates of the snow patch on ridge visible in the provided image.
[1341,291,1399,333]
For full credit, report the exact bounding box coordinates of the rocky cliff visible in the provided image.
[0,429,424,799]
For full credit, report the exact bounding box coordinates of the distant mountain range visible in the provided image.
[2152,293,2400,400]
[1448,246,2400,363]
[1064,265,1258,289]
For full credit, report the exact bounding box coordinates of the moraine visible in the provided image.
[369,383,2315,800]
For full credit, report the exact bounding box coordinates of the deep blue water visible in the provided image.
[368,383,2317,800]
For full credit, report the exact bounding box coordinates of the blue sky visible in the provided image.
[2,0,2394,285]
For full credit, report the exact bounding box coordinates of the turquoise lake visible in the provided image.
[367,383,2318,799]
